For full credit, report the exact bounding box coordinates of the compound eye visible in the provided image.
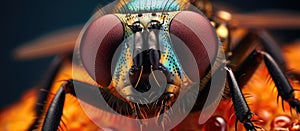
[80,14,124,87]
[170,11,219,78]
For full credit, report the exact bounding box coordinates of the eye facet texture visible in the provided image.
[80,14,124,87]
[170,11,218,78]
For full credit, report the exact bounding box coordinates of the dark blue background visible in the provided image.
[0,0,299,108]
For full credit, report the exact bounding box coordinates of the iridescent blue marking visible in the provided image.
[159,30,184,79]
[118,0,182,13]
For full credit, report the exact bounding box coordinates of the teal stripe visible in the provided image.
[118,0,182,13]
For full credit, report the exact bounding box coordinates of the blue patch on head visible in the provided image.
[117,0,184,13]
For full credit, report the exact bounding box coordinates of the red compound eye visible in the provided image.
[170,11,218,78]
[80,14,124,87]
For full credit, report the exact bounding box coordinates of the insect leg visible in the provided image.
[229,30,292,86]
[226,67,257,131]
[257,30,287,71]
[228,32,260,87]
[257,51,300,113]
[257,30,300,82]
[255,31,300,112]
[234,49,300,112]
[42,81,70,131]
[28,56,65,130]
[42,80,110,131]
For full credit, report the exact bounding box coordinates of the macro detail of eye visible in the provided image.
[79,11,220,118]
[78,11,212,129]
[80,14,124,87]
[170,11,218,78]
[2,0,300,131]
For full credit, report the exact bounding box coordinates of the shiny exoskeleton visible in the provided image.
[20,0,300,131]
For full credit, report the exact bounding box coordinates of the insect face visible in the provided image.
[5,0,300,130]
[77,2,223,129]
